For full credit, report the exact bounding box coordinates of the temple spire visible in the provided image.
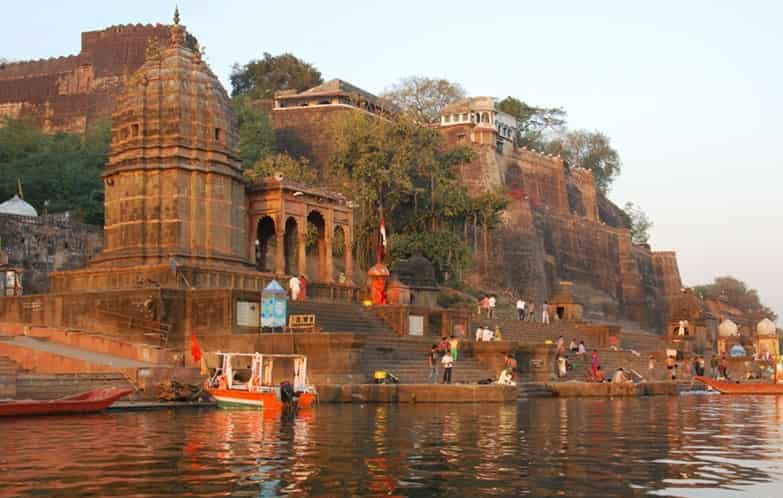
[170,6,185,47]
[173,6,180,25]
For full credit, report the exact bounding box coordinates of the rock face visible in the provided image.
[91,21,248,269]
[0,24,196,133]
[438,101,682,330]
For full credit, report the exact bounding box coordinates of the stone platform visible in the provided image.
[544,381,679,397]
[315,383,518,403]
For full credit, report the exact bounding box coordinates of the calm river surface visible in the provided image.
[2,395,783,497]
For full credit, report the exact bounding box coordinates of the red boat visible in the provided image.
[0,387,133,417]
[694,376,783,395]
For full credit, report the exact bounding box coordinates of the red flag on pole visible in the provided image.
[190,332,202,363]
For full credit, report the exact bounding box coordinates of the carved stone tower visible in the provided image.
[92,14,248,269]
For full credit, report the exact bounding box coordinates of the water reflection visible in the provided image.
[1,396,783,497]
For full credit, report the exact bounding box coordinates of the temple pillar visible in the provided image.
[344,225,353,284]
[297,217,306,278]
[323,211,334,282]
[248,215,258,267]
[274,232,285,276]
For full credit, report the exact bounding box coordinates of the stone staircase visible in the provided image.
[472,318,582,346]
[359,334,496,384]
[288,301,496,384]
[0,355,17,398]
[287,301,392,334]
[556,349,682,382]
[620,330,664,351]
[15,372,136,400]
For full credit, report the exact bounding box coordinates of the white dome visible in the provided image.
[757,318,777,337]
[0,195,37,217]
[718,319,738,337]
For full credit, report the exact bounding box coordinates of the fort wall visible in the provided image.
[0,24,191,133]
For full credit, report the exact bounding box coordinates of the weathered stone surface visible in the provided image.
[0,212,102,293]
[0,24,196,133]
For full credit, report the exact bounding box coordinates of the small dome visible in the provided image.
[0,195,38,217]
[757,318,777,337]
[718,319,738,337]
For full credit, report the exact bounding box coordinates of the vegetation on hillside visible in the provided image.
[0,117,108,224]
[380,76,466,124]
[230,53,323,99]
[695,276,777,321]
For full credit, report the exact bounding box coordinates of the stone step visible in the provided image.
[15,372,136,400]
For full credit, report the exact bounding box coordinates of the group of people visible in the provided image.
[428,336,461,384]
[288,274,308,301]
[478,295,497,318]
[515,299,551,324]
[474,325,499,342]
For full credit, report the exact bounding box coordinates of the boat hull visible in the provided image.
[694,376,783,395]
[0,388,133,417]
[208,388,315,410]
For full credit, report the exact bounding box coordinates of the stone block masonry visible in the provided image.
[0,24,196,133]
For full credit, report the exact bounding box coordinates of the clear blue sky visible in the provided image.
[3,1,781,320]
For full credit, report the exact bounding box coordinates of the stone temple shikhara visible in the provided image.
[0,13,356,360]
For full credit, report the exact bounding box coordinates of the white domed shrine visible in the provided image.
[0,195,38,217]
[756,318,777,337]
[718,319,738,337]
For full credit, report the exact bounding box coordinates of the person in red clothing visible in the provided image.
[591,350,600,379]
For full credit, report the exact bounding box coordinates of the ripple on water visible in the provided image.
[1,396,783,497]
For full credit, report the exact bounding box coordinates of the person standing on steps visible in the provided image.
[288,275,301,301]
[428,344,439,383]
[591,350,600,380]
[488,295,497,319]
[542,301,550,324]
[516,298,526,320]
[442,350,454,384]
[449,335,459,361]
[527,303,536,322]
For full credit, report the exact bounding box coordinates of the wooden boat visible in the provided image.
[0,387,133,417]
[206,352,316,410]
[694,376,783,395]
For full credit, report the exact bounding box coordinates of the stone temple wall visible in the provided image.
[0,213,103,293]
[0,24,194,133]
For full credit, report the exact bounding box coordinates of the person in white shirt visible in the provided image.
[475,327,483,342]
[516,299,526,320]
[612,368,631,384]
[488,295,497,318]
[441,351,454,383]
[288,276,301,301]
[482,326,494,342]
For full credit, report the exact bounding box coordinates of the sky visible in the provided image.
[2,1,781,320]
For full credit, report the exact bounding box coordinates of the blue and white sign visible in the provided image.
[261,280,287,329]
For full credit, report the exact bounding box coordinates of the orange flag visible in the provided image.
[190,332,202,363]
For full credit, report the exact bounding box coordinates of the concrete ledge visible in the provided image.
[314,383,518,403]
[545,381,679,397]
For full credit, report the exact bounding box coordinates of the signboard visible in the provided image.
[409,315,424,336]
[261,280,287,329]
[236,301,260,327]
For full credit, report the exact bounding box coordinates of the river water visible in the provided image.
[2,395,783,497]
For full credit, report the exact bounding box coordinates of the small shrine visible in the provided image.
[755,318,779,359]
[549,281,583,321]
[717,319,740,355]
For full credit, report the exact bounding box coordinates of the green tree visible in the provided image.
[244,153,317,185]
[231,96,276,167]
[381,76,466,123]
[327,112,495,277]
[230,53,323,99]
[546,129,621,193]
[0,118,108,225]
[695,276,777,321]
[623,202,653,245]
[497,96,566,149]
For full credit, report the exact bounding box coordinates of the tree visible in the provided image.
[381,76,466,123]
[327,112,498,277]
[244,153,317,185]
[496,96,566,149]
[0,117,108,225]
[546,129,621,193]
[623,202,653,245]
[695,276,777,321]
[230,53,323,99]
[231,97,276,167]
